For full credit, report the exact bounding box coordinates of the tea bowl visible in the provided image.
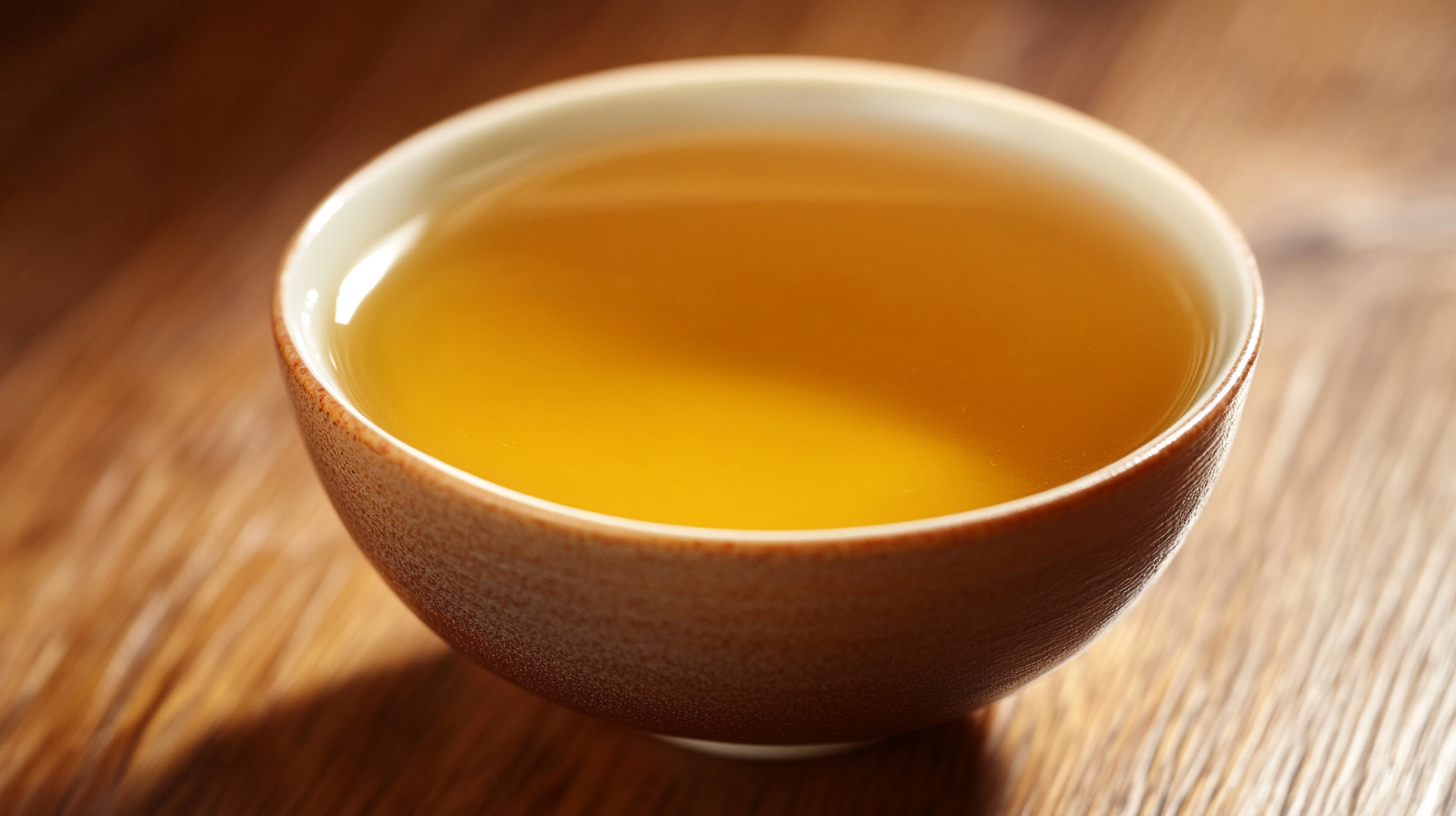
[272,56,1262,758]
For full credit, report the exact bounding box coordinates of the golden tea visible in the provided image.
[330,129,1211,529]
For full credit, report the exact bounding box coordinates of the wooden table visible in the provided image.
[3,0,1454,813]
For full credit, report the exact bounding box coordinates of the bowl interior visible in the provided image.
[278,56,1258,539]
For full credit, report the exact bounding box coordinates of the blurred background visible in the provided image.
[2,1,1454,814]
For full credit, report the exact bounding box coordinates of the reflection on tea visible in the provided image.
[330,129,1210,529]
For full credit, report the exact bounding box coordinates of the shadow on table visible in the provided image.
[117,651,1006,816]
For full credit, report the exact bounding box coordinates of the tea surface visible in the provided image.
[331,130,1210,529]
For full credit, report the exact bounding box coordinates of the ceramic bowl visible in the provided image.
[273,56,1262,758]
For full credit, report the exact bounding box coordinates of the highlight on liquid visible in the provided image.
[327,128,1212,530]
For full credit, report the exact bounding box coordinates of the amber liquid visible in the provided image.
[331,129,1210,529]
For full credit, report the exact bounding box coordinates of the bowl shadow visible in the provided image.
[117,651,1006,815]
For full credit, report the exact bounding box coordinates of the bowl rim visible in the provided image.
[273,54,1264,546]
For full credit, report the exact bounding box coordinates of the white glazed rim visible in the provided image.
[278,55,1263,544]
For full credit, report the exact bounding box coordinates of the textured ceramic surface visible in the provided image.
[273,57,1262,747]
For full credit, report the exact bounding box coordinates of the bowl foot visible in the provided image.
[655,735,875,761]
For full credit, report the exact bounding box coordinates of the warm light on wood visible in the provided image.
[2,0,1453,813]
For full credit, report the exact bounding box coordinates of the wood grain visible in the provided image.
[2,0,1455,813]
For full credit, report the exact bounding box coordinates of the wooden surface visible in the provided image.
[2,0,1455,813]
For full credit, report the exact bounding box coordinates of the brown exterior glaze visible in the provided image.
[272,270,1261,744]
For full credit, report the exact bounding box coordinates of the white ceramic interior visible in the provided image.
[279,55,1258,546]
